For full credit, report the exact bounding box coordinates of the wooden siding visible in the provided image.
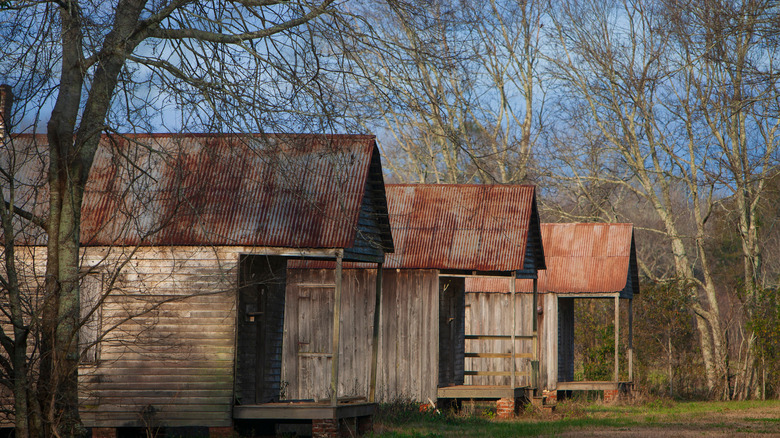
[282,268,376,401]
[344,146,393,262]
[3,246,256,427]
[463,291,535,386]
[78,246,244,428]
[282,269,439,403]
[377,270,438,402]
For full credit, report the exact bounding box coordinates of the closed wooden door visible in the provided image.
[295,285,333,400]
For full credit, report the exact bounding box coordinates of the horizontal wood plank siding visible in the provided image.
[76,246,245,428]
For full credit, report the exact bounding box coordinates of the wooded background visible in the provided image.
[1,0,779,436]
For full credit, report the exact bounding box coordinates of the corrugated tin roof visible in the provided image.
[466,223,638,297]
[7,133,392,253]
[383,184,539,271]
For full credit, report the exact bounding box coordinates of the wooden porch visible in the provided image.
[233,399,376,420]
[437,385,532,400]
[555,381,633,392]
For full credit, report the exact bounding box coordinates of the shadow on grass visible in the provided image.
[371,400,639,438]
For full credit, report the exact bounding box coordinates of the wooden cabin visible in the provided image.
[287,184,545,410]
[4,133,393,436]
[465,223,639,401]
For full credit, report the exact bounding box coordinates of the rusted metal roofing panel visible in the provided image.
[467,223,638,297]
[383,184,538,271]
[8,133,392,254]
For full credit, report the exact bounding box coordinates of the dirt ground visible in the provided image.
[556,402,780,437]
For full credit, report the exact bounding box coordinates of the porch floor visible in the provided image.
[233,400,376,420]
[556,381,633,391]
[437,385,532,400]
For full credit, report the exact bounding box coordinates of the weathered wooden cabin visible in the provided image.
[5,133,393,436]
[287,184,546,411]
[465,223,639,401]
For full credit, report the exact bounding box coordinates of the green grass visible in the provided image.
[369,399,780,437]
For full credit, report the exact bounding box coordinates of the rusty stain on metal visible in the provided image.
[467,223,638,295]
[383,184,538,271]
[288,184,541,272]
[10,133,389,250]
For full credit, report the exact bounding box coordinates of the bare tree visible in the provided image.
[334,0,546,184]
[547,0,780,398]
[0,1,356,436]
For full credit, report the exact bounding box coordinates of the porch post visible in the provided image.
[614,295,619,383]
[628,298,633,382]
[330,250,344,406]
[510,275,516,389]
[532,277,539,392]
[369,263,383,402]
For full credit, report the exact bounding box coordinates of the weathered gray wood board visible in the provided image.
[282,269,438,403]
[76,246,243,427]
[463,291,535,387]
[377,270,438,402]
[4,246,240,427]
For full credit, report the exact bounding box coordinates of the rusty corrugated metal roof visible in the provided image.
[466,223,638,297]
[382,184,539,271]
[8,133,392,252]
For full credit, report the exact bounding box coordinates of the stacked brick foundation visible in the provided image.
[312,418,340,438]
[496,397,517,419]
[209,426,234,437]
[603,389,620,403]
[91,428,117,438]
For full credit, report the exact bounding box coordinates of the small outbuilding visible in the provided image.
[466,223,639,401]
[287,184,546,411]
[5,133,393,437]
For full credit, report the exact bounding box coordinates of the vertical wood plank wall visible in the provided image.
[463,291,535,387]
[282,269,439,403]
[464,292,559,390]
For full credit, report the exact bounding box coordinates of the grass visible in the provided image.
[369,398,780,437]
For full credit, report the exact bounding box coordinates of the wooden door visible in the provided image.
[236,255,286,404]
[295,285,334,400]
[438,276,465,387]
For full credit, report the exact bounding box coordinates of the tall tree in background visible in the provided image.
[0,1,347,436]
[547,0,780,398]
[337,0,545,183]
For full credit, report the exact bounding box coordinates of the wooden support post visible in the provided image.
[511,275,516,389]
[532,277,539,391]
[614,295,619,383]
[628,298,633,382]
[330,250,343,406]
[369,263,383,402]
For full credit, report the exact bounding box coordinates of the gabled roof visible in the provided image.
[467,223,639,298]
[6,134,393,260]
[383,184,544,272]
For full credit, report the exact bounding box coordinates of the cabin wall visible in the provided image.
[5,246,243,428]
[463,291,536,387]
[282,268,438,403]
[78,246,242,428]
[282,268,376,401]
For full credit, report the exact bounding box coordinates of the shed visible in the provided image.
[4,133,393,435]
[466,223,639,398]
[287,184,545,405]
